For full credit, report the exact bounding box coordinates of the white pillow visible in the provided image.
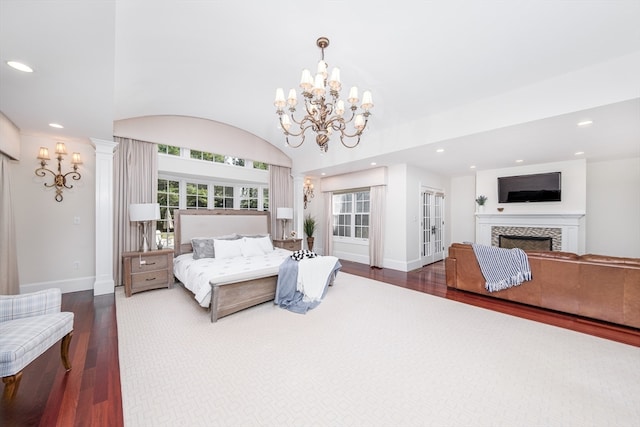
[255,235,274,253]
[214,238,244,259]
[241,237,265,257]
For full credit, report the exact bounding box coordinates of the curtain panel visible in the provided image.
[268,165,292,239]
[323,192,333,256]
[0,152,19,294]
[113,137,158,286]
[369,185,386,268]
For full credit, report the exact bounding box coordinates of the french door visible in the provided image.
[421,189,445,265]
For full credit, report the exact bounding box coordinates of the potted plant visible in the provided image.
[303,214,316,251]
[475,195,487,212]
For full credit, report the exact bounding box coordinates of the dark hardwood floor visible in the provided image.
[2,260,638,426]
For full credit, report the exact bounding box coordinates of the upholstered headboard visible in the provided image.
[173,209,271,256]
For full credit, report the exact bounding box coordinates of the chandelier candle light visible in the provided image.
[35,142,82,202]
[274,37,373,152]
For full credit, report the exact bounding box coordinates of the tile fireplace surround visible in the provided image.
[475,213,586,254]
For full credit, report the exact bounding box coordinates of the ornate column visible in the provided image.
[91,138,118,295]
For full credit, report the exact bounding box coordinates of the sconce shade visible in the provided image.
[37,147,50,160]
[129,203,161,222]
[276,207,293,220]
[71,152,82,165]
[55,142,67,155]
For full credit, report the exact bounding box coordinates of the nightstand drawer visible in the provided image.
[131,269,169,287]
[272,239,302,251]
[130,254,168,273]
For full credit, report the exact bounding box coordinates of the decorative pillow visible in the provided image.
[191,238,215,260]
[214,238,244,259]
[290,249,317,261]
[254,235,274,253]
[191,233,239,259]
[241,237,265,257]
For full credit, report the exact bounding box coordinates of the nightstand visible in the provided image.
[272,238,302,251]
[122,249,174,297]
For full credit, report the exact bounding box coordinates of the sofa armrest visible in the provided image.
[445,257,458,288]
[0,288,62,323]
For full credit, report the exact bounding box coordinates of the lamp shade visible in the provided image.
[129,203,160,222]
[276,207,293,220]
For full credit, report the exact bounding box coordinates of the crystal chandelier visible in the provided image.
[274,37,373,152]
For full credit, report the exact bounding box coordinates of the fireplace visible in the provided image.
[475,213,585,253]
[499,235,552,251]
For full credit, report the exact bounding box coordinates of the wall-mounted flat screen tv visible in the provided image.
[498,172,561,203]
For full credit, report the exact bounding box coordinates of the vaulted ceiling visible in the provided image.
[1,0,639,178]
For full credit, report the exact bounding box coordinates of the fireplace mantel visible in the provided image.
[475,212,586,253]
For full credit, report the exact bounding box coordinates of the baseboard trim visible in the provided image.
[20,276,95,294]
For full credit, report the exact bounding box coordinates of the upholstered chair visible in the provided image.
[0,288,74,400]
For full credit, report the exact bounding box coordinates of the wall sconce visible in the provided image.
[129,203,161,252]
[276,207,293,240]
[35,142,82,202]
[303,178,315,209]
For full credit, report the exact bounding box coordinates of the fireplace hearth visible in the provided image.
[499,234,552,251]
[476,213,585,253]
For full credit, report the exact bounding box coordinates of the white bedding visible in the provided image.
[174,248,293,307]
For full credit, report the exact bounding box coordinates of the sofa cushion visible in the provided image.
[526,250,580,261]
[0,312,74,377]
[580,254,640,267]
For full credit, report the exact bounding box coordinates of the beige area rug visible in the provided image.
[116,273,640,427]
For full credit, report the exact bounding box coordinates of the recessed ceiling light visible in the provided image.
[7,61,33,73]
[436,148,444,153]
[515,159,524,163]
[321,172,326,176]
[370,162,377,166]
[575,151,584,156]
[49,123,64,129]
[577,120,593,127]
[470,165,476,169]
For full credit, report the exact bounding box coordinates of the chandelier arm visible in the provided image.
[339,132,362,149]
[35,166,56,180]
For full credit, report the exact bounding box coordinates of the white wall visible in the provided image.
[449,175,477,248]
[321,164,448,271]
[475,159,587,214]
[115,115,292,168]
[12,134,96,293]
[447,157,639,258]
[0,111,20,160]
[586,157,640,257]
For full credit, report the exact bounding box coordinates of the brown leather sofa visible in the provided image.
[445,243,640,329]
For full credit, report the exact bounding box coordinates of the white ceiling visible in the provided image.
[1,0,639,178]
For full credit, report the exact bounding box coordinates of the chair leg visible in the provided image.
[61,331,73,371]
[2,371,23,401]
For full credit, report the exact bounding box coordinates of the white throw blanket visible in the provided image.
[471,244,532,292]
[297,256,340,302]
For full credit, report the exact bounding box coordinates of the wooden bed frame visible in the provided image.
[173,209,280,322]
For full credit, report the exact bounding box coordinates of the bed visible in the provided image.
[172,209,291,322]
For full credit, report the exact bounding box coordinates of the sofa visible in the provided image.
[445,243,640,329]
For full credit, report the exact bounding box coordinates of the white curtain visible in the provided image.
[323,191,333,256]
[269,165,292,239]
[0,152,19,294]
[369,185,386,268]
[113,137,158,286]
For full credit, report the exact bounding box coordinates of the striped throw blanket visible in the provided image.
[471,244,532,292]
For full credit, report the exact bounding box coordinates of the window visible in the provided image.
[186,182,208,209]
[190,150,214,162]
[213,185,234,209]
[262,188,269,211]
[157,178,180,248]
[333,190,370,240]
[157,144,181,156]
[239,187,258,210]
[254,162,269,170]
